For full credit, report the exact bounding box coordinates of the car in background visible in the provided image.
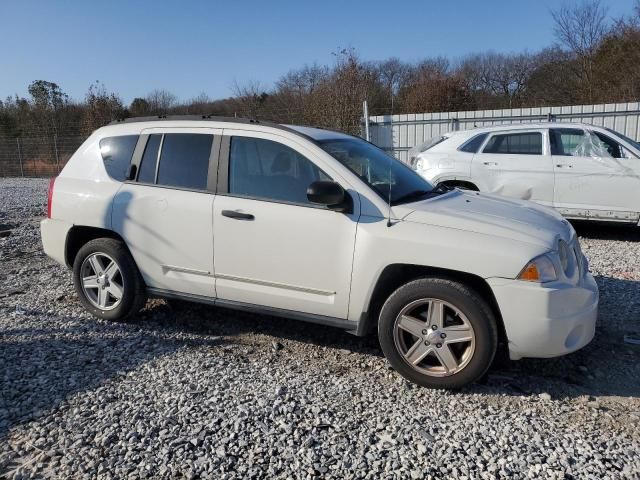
[411,122,640,224]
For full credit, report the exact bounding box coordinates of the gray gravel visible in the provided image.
[1,177,639,479]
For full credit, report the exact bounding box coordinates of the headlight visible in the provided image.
[517,253,558,283]
[414,158,424,171]
[558,239,577,278]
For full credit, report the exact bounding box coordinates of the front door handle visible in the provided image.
[222,210,254,220]
[556,164,573,168]
[483,161,499,166]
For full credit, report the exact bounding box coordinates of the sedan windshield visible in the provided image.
[318,138,434,205]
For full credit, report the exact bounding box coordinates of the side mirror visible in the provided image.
[307,180,352,213]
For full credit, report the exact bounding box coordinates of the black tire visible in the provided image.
[378,277,498,389]
[72,238,147,321]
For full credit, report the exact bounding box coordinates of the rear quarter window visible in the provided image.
[99,135,139,181]
[458,133,488,153]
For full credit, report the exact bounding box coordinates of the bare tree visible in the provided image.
[459,52,537,108]
[375,57,409,114]
[145,89,178,114]
[232,80,269,118]
[551,0,609,101]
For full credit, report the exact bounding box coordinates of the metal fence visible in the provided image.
[0,135,85,177]
[367,102,640,163]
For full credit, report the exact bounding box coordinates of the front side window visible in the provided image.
[99,135,138,181]
[551,128,630,159]
[483,132,543,155]
[318,137,434,205]
[156,133,213,189]
[604,127,640,153]
[592,132,625,159]
[229,137,330,204]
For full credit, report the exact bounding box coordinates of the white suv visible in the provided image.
[412,122,640,224]
[41,117,599,389]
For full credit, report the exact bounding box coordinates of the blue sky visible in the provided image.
[1,0,636,104]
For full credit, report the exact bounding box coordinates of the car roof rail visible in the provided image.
[107,115,318,143]
[109,114,266,125]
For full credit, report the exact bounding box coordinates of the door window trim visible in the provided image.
[128,131,222,194]
[216,134,343,210]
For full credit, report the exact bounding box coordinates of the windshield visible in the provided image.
[605,127,640,151]
[318,137,434,205]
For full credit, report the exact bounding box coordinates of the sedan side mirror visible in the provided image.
[307,180,352,213]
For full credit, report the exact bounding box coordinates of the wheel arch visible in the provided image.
[65,226,126,268]
[357,263,507,348]
[438,179,479,191]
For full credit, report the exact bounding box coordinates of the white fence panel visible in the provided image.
[367,102,640,163]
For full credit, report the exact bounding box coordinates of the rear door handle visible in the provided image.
[556,164,573,168]
[483,161,499,166]
[222,210,254,220]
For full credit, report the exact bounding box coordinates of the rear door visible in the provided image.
[112,128,221,297]
[471,129,554,207]
[551,127,640,221]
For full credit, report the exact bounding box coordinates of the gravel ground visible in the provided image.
[1,177,639,479]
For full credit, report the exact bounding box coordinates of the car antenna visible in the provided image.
[386,155,393,227]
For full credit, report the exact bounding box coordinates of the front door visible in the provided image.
[551,127,640,221]
[472,129,554,207]
[212,131,359,319]
[112,128,221,297]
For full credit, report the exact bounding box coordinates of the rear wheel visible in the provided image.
[378,278,497,389]
[73,238,147,321]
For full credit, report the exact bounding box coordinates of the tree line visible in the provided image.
[1,0,640,138]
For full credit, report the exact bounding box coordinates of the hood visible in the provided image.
[397,190,573,249]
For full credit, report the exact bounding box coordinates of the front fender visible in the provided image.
[347,217,542,323]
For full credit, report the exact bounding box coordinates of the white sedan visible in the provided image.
[412,122,640,224]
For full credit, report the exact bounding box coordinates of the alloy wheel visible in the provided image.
[393,298,476,377]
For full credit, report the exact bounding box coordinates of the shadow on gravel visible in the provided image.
[153,275,640,401]
[0,311,224,440]
[572,220,640,242]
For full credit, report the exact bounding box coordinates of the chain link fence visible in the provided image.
[0,135,85,177]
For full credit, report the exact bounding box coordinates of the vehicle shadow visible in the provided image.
[0,309,224,440]
[149,275,640,400]
[572,220,640,242]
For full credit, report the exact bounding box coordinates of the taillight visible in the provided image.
[47,177,56,218]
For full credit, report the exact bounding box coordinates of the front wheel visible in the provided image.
[72,238,147,321]
[378,278,498,389]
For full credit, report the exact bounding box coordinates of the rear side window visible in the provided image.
[550,129,585,156]
[483,132,542,155]
[99,135,138,181]
[458,133,488,153]
[156,134,213,189]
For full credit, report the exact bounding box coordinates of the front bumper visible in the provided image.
[487,273,598,360]
[41,218,73,267]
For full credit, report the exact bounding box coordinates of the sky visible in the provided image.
[0,0,637,104]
